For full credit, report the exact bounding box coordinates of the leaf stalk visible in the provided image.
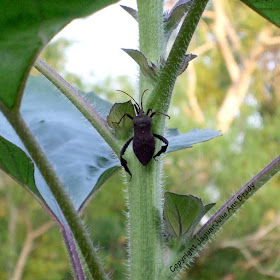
[34,58,121,155]
[1,108,108,280]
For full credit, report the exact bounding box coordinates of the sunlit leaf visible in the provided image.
[240,0,280,27]
[0,0,119,109]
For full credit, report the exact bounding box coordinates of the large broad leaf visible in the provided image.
[0,76,119,221]
[0,0,119,109]
[0,75,220,222]
[240,0,280,27]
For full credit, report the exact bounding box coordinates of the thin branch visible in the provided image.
[202,10,215,19]
[161,155,280,279]
[212,0,239,82]
[185,63,205,123]
[249,215,280,242]
[11,218,54,280]
[182,41,214,122]
[193,41,215,56]
[262,35,280,45]
[196,155,280,237]
[216,239,280,278]
[225,19,240,51]
[216,43,264,132]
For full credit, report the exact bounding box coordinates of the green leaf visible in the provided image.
[240,0,280,27]
[0,75,119,221]
[166,128,221,153]
[204,202,216,214]
[0,0,119,109]
[164,0,193,42]
[0,77,220,222]
[0,134,41,199]
[107,101,135,139]
[177,53,197,76]
[121,5,138,21]
[163,192,215,239]
[122,49,160,82]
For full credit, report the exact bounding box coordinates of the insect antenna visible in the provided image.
[140,89,149,111]
[116,90,140,111]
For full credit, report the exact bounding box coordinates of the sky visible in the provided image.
[52,0,139,85]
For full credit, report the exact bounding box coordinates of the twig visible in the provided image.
[11,218,54,280]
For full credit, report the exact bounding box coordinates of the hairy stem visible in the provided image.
[137,0,165,94]
[2,108,108,280]
[148,0,209,131]
[34,58,121,155]
[126,1,165,280]
[61,224,86,280]
[161,155,280,279]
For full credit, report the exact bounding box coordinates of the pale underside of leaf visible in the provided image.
[0,75,220,223]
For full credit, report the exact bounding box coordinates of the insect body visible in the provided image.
[115,90,169,179]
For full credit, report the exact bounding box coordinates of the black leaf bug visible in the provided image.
[114,89,169,180]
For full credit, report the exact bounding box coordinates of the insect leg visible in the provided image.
[113,113,134,125]
[153,134,169,160]
[150,111,170,119]
[120,137,133,180]
[146,108,152,116]
[133,104,140,114]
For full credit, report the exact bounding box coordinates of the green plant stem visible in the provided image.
[2,108,108,280]
[34,58,121,155]
[161,155,280,279]
[137,0,164,94]
[125,1,165,280]
[128,156,164,280]
[148,0,209,131]
[127,1,209,279]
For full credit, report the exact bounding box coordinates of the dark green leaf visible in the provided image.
[204,203,216,214]
[0,134,41,199]
[177,54,197,76]
[164,0,193,42]
[0,0,119,109]
[107,101,135,139]
[240,0,280,27]
[120,5,138,21]
[122,49,160,82]
[163,192,215,239]
[166,128,221,153]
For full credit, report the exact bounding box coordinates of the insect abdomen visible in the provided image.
[133,135,155,166]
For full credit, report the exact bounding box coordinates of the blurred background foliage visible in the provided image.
[1,0,280,279]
